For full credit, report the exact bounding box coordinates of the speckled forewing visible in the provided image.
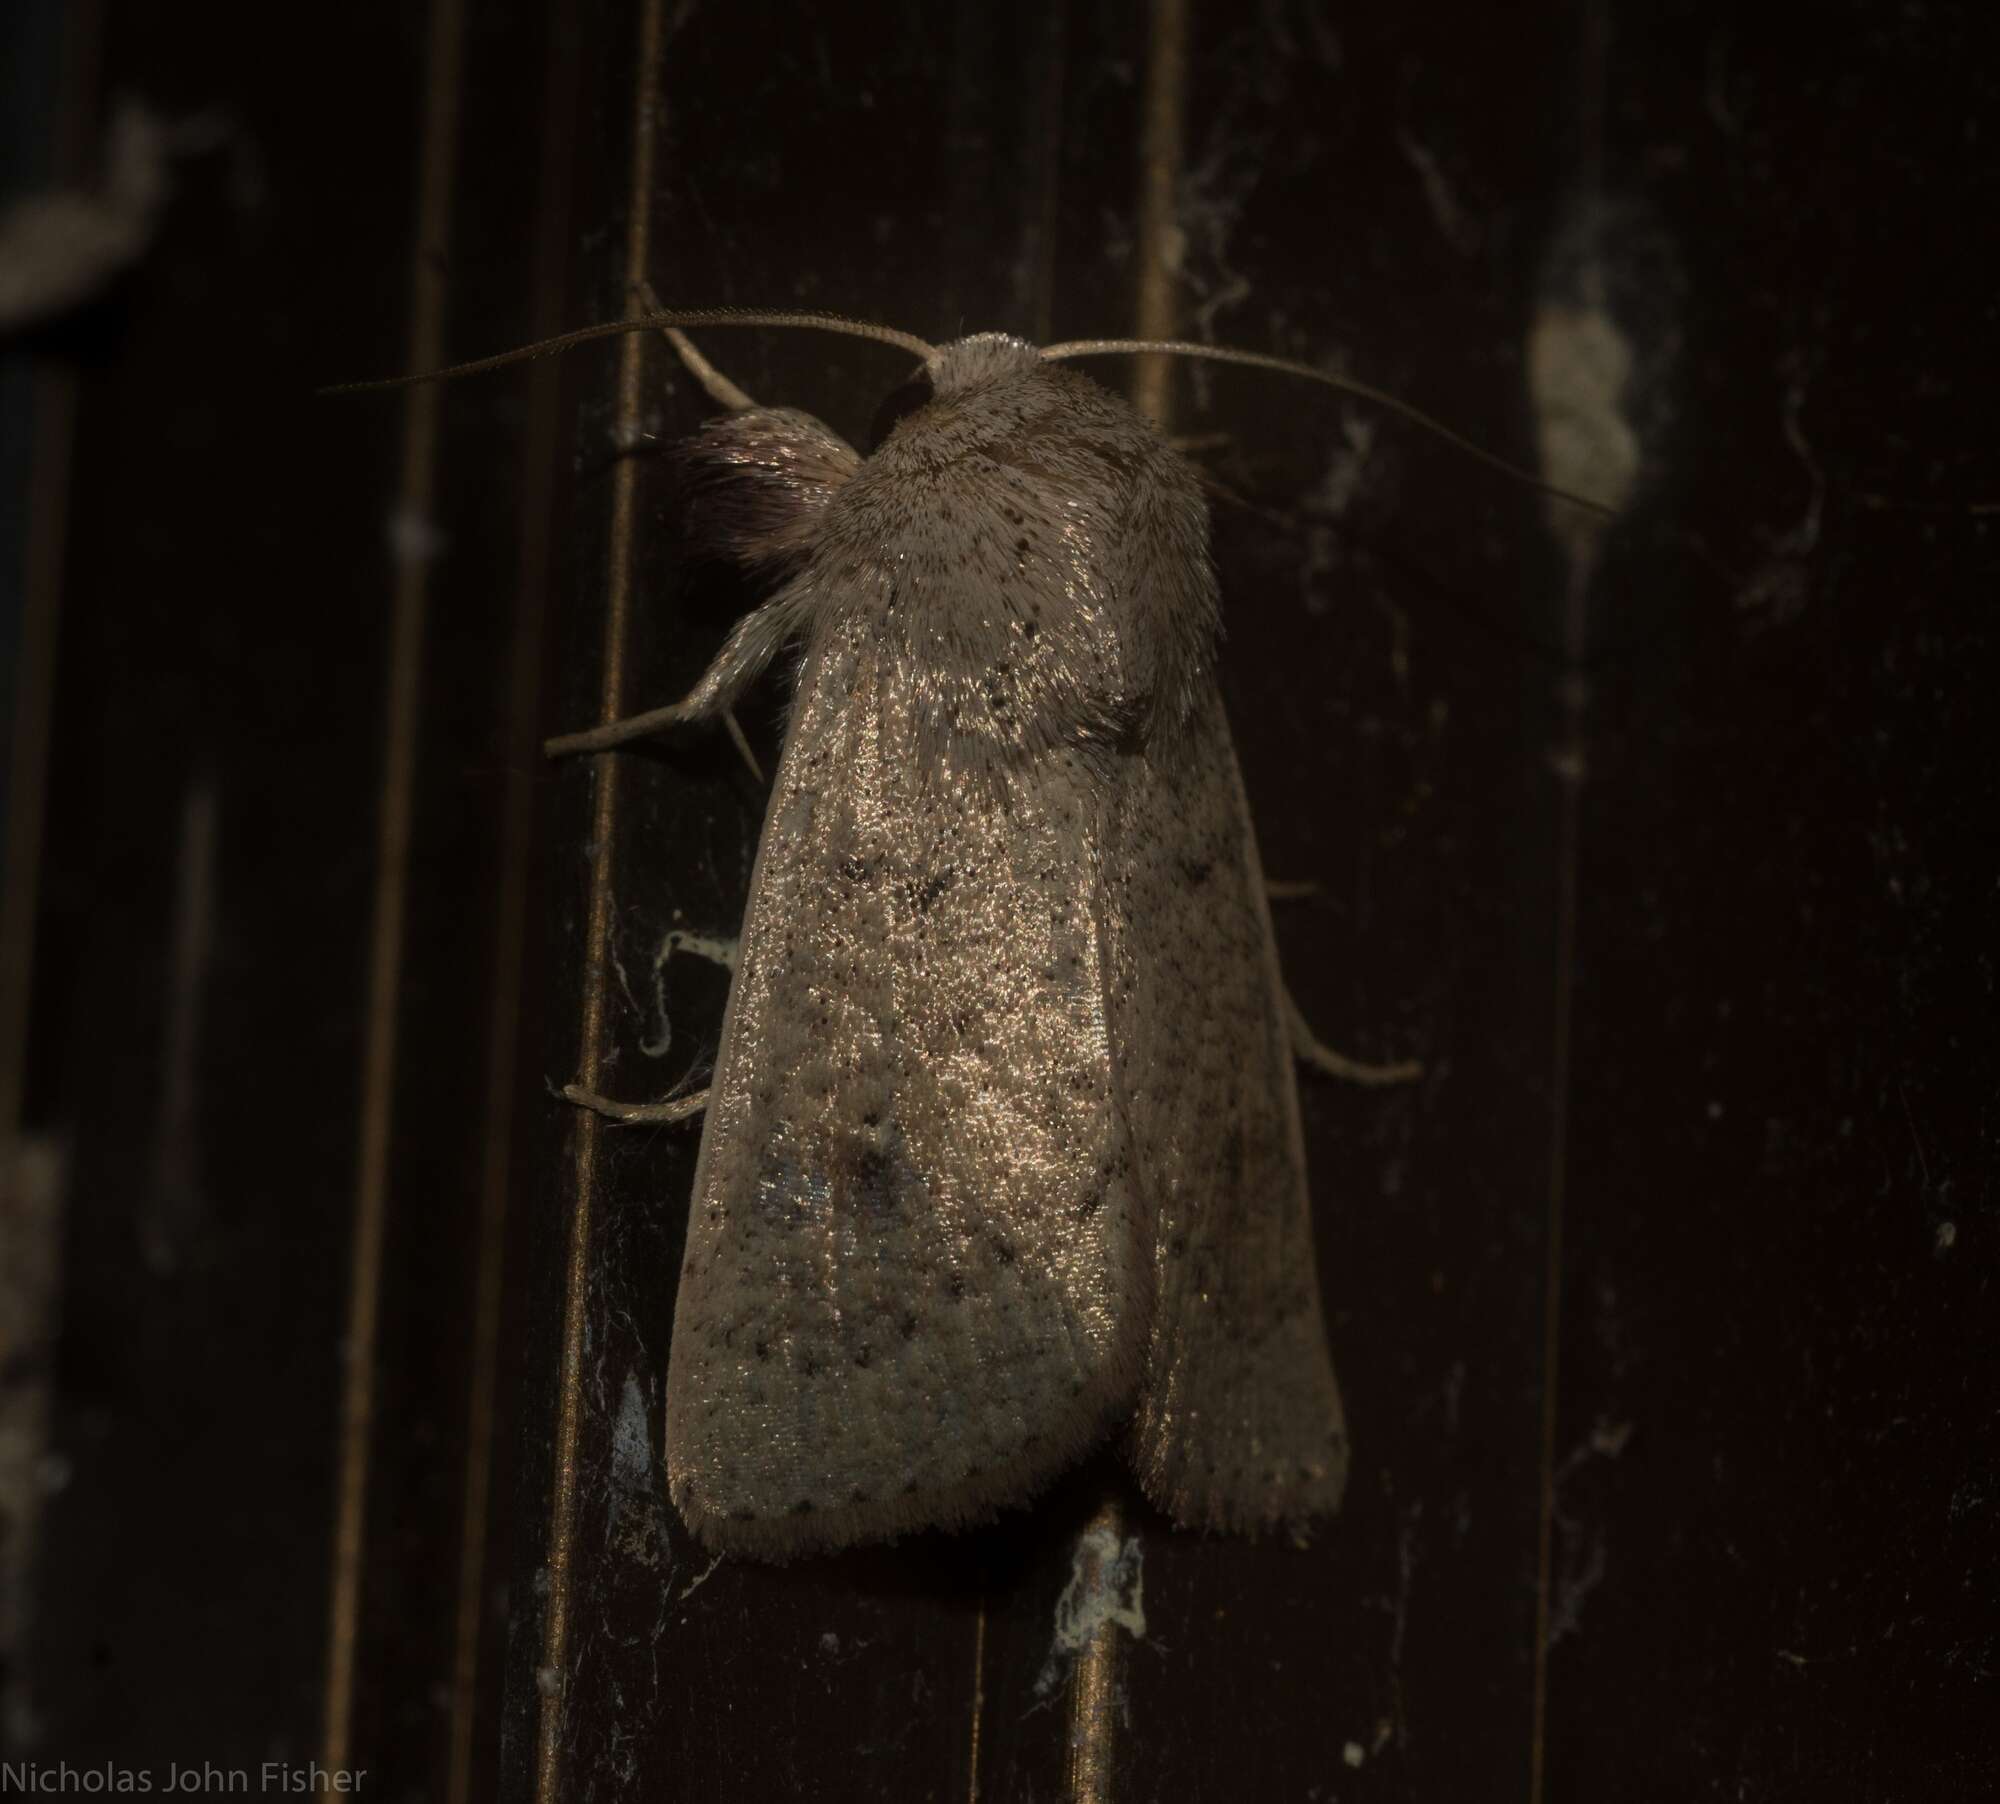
[664,615,1148,1558]
[1112,688,1348,1532]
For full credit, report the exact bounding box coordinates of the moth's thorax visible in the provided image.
[796,340,1220,770]
[866,334,1147,480]
[844,333,1203,566]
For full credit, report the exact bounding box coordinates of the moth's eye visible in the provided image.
[868,370,935,452]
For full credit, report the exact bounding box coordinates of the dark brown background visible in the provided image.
[2,0,1993,1799]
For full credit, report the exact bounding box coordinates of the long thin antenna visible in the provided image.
[1043,336,1620,521]
[322,308,936,395]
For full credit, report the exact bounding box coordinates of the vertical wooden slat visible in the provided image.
[531,1,667,1796]
[320,0,469,1769]
[442,19,581,1798]
[1060,4,1195,1799]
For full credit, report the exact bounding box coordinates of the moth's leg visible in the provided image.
[719,713,765,785]
[1198,468,1301,533]
[543,580,814,758]
[564,930,737,1121]
[647,281,768,782]
[1164,430,1307,531]
[1282,987,1422,1086]
[1264,881,1419,1079]
[639,276,758,411]
[546,336,852,760]
[664,326,757,412]
[546,285,790,773]
[536,651,763,773]
[562,1083,710,1126]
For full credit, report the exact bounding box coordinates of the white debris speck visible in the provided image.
[1530,300,1639,568]
[1033,1522,1146,1695]
[386,504,448,565]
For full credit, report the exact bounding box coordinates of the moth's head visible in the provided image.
[866,333,1050,453]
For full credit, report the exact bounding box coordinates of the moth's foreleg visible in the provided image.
[561,1083,710,1126]
[662,327,757,413]
[543,583,815,759]
[1282,987,1422,1086]
[542,667,766,770]
[544,700,702,759]
[636,277,759,412]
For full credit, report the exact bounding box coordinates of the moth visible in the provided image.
[537,311,1444,1559]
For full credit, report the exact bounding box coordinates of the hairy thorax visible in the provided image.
[806,336,1221,770]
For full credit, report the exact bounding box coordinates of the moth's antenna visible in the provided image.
[1042,337,1619,522]
[323,308,937,395]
